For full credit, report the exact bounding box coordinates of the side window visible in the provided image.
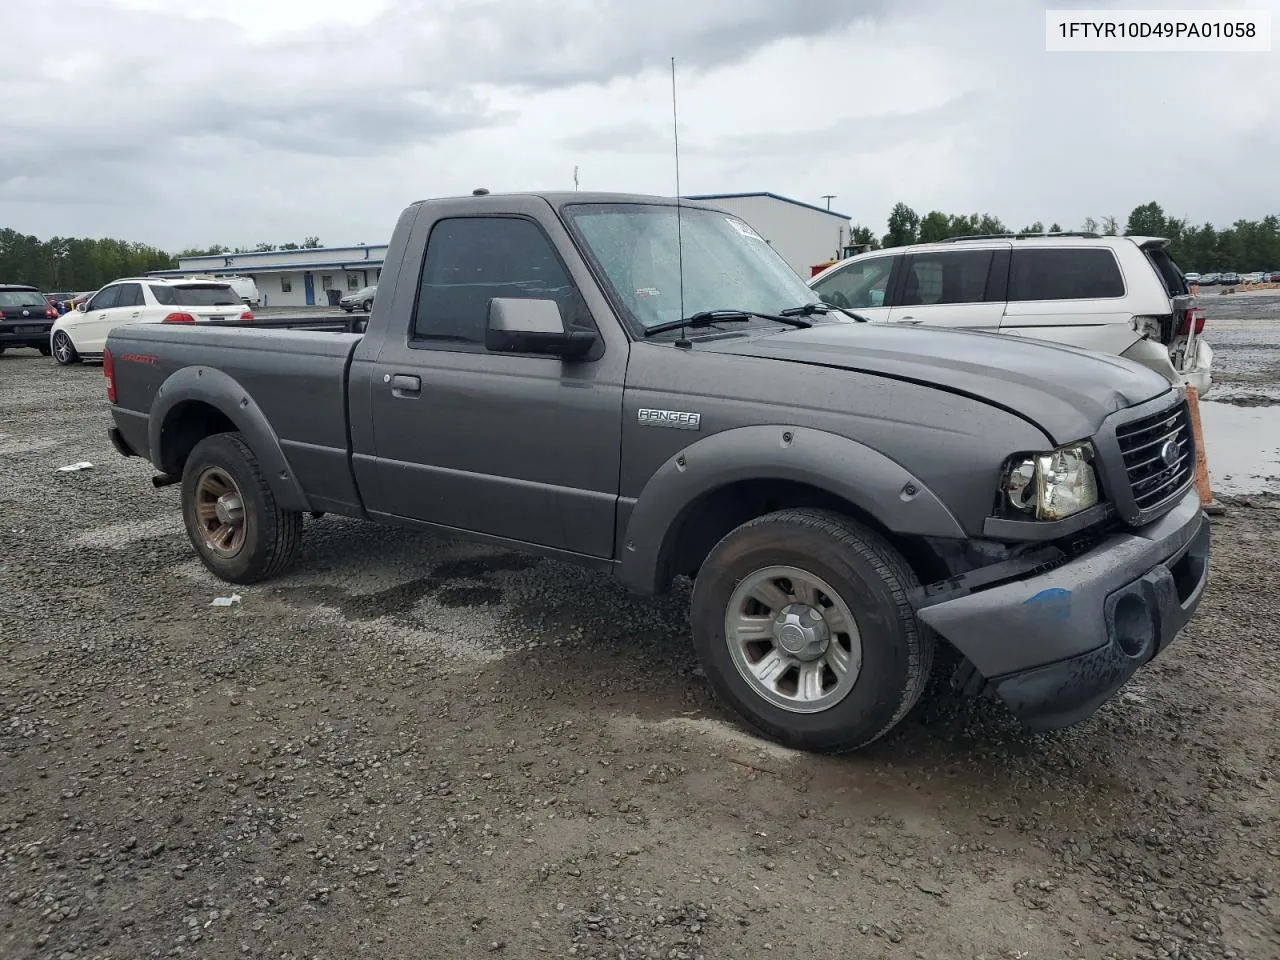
[150,285,178,306]
[1008,248,1126,301]
[412,216,591,347]
[88,286,121,311]
[280,277,292,293]
[812,256,896,309]
[900,250,994,306]
[114,283,143,307]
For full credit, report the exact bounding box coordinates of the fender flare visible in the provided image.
[148,365,312,512]
[615,424,967,594]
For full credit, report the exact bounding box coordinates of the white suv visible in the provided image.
[50,277,251,365]
[809,233,1212,395]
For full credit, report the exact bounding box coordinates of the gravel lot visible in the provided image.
[1,312,1278,960]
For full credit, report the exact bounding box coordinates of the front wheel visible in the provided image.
[690,509,934,753]
[51,331,79,365]
[181,432,303,584]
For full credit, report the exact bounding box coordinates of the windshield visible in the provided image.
[155,283,241,307]
[0,290,46,308]
[561,202,823,333]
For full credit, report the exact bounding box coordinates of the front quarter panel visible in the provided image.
[616,342,1054,592]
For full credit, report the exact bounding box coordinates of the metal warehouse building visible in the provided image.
[149,244,387,308]
[148,192,849,304]
[683,192,853,276]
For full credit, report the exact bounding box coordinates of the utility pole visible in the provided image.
[573,166,580,191]
[821,194,836,210]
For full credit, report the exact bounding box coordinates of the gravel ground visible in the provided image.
[1,325,1278,960]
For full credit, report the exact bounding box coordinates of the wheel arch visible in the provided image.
[148,366,312,512]
[615,425,966,595]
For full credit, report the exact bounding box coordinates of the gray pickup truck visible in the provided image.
[104,191,1210,753]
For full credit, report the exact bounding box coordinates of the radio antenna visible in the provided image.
[671,56,690,349]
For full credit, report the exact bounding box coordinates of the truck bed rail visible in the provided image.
[203,314,369,334]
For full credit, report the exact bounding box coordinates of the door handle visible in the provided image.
[389,373,421,395]
[130,312,141,318]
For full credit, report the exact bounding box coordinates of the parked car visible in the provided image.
[1198,273,1221,286]
[1183,272,1201,285]
[1242,272,1266,284]
[103,191,1211,754]
[50,277,252,365]
[1270,270,1280,283]
[0,284,58,355]
[1220,271,1240,285]
[339,284,377,313]
[810,234,1213,395]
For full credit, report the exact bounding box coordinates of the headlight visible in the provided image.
[1001,443,1099,521]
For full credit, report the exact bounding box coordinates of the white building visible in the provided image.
[149,244,387,308]
[683,192,853,277]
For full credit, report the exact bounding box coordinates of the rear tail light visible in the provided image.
[45,307,57,319]
[162,312,196,324]
[1178,307,1206,336]
[103,348,117,404]
[239,311,254,321]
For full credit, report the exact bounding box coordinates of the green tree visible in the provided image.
[917,210,952,243]
[882,203,920,248]
[847,224,880,250]
[1125,202,1167,236]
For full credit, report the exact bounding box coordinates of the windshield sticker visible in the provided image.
[726,217,765,241]
[635,287,661,298]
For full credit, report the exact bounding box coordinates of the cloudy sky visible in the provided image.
[3,0,1277,251]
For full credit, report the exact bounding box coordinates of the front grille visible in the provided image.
[1115,399,1195,512]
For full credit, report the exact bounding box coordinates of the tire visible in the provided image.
[690,508,934,753]
[51,331,79,365]
[361,300,372,312]
[180,432,303,584]
[37,343,51,357]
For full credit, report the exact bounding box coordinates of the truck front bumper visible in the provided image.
[918,489,1210,731]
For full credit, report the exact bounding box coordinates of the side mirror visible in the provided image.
[76,302,87,312]
[485,298,597,359]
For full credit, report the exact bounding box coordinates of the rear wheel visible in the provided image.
[51,331,79,365]
[37,342,51,357]
[690,508,933,753]
[361,299,372,312]
[181,432,303,584]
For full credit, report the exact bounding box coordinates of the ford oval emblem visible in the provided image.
[1159,439,1179,469]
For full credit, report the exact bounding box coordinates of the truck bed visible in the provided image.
[107,323,366,515]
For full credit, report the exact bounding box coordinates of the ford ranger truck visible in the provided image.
[103,192,1211,753]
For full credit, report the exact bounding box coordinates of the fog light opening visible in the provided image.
[1113,593,1154,659]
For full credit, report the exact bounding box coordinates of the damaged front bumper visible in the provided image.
[916,489,1210,731]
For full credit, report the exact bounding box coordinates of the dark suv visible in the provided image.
[0,284,57,355]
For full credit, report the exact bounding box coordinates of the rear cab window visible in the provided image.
[1007,248,1126,301]
[0,288,47,308]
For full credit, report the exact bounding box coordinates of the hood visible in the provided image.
[699,321,1172,444]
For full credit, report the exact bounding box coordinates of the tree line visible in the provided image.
[851,201,1280,273]
[0,229,328,293]
[0,228,175,293]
